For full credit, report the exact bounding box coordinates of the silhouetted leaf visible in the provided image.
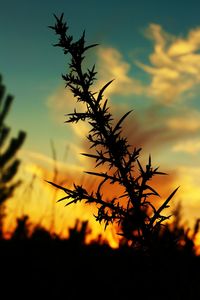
[97,80,114,104]
[112,110,133,135]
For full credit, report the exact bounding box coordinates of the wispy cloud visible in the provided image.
[172,139,200,154]
[175,166,200,207]
[96,47,144,96]
[47,46,145,117]
[47,87,83,122]
[19,148,88,181]
[47,86,91,140]
[138,24,200,104]
[47,23,200,119]
[167,111,200,132]
[46,24,200,164]
[165,109,200,155]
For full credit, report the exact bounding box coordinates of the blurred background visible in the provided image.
[1,0,200,250]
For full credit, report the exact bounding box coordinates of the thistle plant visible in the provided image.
[48,14,178,250]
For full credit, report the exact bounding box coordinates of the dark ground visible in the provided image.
[0,239,200,299]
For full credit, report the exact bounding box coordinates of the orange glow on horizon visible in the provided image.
[3,154,200,252]
[3,161,121,248]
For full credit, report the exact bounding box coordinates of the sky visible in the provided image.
[1,0,200,245]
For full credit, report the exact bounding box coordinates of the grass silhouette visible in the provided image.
[0,212,199,299]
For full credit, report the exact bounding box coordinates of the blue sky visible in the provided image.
[0,0,199,150]
[2,0,200,232]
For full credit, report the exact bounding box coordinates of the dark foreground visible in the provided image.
[0,239,200,299]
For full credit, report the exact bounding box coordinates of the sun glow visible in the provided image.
[3,158,122,248]
[3,150,200,254]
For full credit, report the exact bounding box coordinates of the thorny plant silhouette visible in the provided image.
[48,14,179,252]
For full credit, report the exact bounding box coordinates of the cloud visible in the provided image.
[172,139,200,154]
[47,86,91,143]
[96,47,144,96]
[47,87,84,122]
[138,24,200,104]
[175,166,200,209]
[167,110,200,132]
[47,46,145,117]
[165,109,200,155]
[19,148,89,182]
[47,23,200,113]
[46,25,200,167]
[122,105,182,154]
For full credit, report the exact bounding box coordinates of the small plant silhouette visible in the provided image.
[48,14,179,251]
[0,75,26,237]
[68,219,91,246]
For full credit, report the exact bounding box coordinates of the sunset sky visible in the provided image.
[1,0,200,245]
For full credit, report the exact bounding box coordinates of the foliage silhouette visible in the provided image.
[11,214,55,241]
[68,219,91,246]
[48,14,179,251]
[0,75,26,237]
[11,215,30,240]
[0,213,199,299]
[2,207,199,299]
